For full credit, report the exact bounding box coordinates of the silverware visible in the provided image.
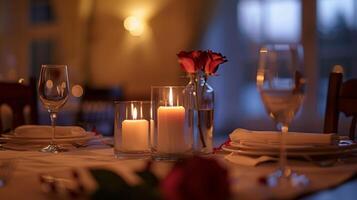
[39,171,86,197]
[99,138,114,147]
[303,155,340,167]
[71,143,89,148]
[0,160,15,188]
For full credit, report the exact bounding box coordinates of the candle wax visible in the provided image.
[121,119,148,151]
[157,106,186,153]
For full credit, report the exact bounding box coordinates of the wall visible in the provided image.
[0,0,215,100]
[0,0,88,84]
[87,0,214,99]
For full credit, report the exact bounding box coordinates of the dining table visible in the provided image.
[1,136,357,200]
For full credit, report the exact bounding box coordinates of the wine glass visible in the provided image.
[257,44,308,186]
[38,65,69,153]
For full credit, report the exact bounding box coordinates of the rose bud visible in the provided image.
[177,50,202,74]
[161,156,231,200]
[203,50,227,75]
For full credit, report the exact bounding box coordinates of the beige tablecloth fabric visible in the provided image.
[1,145,357,200]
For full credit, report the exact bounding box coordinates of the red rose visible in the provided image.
[161,156,231,200]
[177,50,203,74]
[203,50,227,75]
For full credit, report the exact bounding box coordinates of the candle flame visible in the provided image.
[259,48,268,53]
[169,87,173,106]
[256,70,265,86]
[132,104,138,120]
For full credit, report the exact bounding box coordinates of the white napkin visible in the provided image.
[225,153,278,166]
[230,128,335,146]
[14,125,86,138]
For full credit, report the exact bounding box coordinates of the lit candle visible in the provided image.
[121,105,148,151]
[157,87,186,153]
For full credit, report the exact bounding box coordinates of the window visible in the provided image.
[317,0,357,132]
[30,39,54,77]
[238,0,301,43]
[201,0,303,133]
[30,0,54,24]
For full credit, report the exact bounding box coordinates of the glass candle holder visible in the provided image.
[151,86,192,160]
[114,101,151,158]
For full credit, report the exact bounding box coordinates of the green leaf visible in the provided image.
[89,168,162,200]
[136,170,160,187]
[89,169,132,200]
[131,184,162,200]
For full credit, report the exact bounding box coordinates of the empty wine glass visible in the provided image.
[257,44,308,186]
[38,65,69,153]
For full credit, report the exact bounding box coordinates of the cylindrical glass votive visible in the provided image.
[151,86,192,160]
[114,101,151,158]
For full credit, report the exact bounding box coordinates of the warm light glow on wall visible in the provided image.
[123,16,145,36]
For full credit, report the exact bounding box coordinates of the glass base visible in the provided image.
[40,144,67,153]
[266,168,309,187]
[151,153,191,161]
[114,150,150,159]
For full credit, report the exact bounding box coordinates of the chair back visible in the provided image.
[0,79,38,133]
[324,70,357,140]
[76,86,122,136]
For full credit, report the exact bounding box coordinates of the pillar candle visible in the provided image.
[157,106,186,153]
[122,119,148,151]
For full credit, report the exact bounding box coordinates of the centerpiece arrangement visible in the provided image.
[178,50,227,154]
[114,50,227,159]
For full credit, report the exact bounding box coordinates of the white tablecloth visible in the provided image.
[1,145,357,200]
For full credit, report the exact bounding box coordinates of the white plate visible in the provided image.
[222,141,357,157]
[13,125,87,139]
[0,132,98,144]
[3,133,87,140]
[229,141,350,152]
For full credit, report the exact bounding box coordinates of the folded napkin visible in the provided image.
[230,128,335,146]
[225,153,277,166]
[14,125,86,138]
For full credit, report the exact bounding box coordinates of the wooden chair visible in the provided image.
[76,86,122,136]
[0,79,38,133]
[324,68,357,140]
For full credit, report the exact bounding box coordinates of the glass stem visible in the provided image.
[49,112,57,145]
[279,125,289,177]
[194,75,206,148]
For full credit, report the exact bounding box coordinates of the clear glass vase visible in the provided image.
[184,73,214,154]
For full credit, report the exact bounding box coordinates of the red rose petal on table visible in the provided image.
[213,138,231,153]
